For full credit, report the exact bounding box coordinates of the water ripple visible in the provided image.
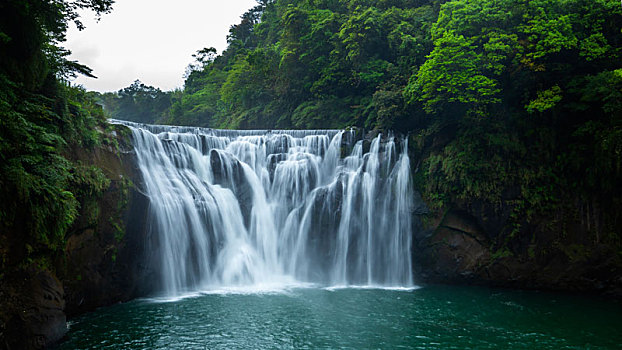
[58,286,622,350]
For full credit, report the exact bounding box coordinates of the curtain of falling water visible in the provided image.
[113,120,414,296]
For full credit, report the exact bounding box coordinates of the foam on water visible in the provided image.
[324,285,421,292]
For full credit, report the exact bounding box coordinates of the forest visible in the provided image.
[1,0,622,348]
[1,0,622,308]
[103,0,622,264]
[0,0,117,274]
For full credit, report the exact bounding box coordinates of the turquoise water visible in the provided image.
[58,285,622,349]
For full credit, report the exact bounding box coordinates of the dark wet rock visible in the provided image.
[413,205,622,298]
[61,125,155,317]
[304,180,344,282]
[1,270,66,350]
[266,134,290,154]
[411,191,429,216]
[210,149,254,228]
[415,209,491,284]
[266,153,288,182]
[0,124,156,348]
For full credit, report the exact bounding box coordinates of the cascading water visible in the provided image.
[114,120,414,296]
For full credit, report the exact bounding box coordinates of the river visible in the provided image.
[58,285,622,349]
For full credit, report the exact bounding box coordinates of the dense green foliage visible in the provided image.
[411,0,622,248]
[167,0,440,129]
[169,0,621,256]
[98,80,176,124]
[0,0,115,271]
[1,0,620,277]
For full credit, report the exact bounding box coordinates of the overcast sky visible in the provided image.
[65,0,257,92]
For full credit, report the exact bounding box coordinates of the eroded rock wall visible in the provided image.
[413,205,622,297]
[0,124,153,349]
[60,124,155,317]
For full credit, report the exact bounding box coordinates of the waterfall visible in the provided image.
[114,120,414,295]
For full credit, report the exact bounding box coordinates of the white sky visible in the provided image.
[65,0,257,92]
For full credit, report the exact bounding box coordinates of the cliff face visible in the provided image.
[412,202,622,297]
[0,124,154,349]
[59,124,156,317]
[1,270,66,349]
[1,122,620,348]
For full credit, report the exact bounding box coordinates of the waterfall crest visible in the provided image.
[115,120,414,295]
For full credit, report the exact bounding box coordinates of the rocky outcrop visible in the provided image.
[209,149,255,228]
[0,124,154,349]
[61,124,155,317]
[1,270,65,349]
[415,209,491,282]
[413,206,622,297]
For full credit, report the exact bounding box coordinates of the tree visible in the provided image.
[0,0,114,89]
[99,80,173,124]
[0,0,115,272]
